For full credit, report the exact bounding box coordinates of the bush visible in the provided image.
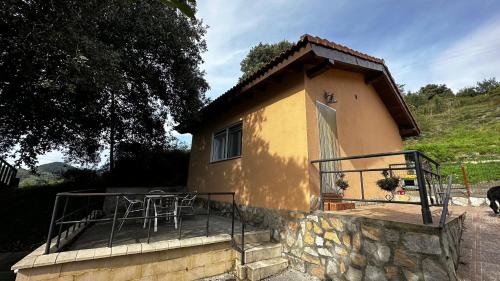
[103,144,190,187]
[0,184,104,252]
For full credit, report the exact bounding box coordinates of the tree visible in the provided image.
[240,40,293,80]
[456,86,477,97]
[417,84,454,100]
[0,0,208,169]
[475,78,500,95]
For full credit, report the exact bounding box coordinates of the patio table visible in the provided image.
[143,194,178,232]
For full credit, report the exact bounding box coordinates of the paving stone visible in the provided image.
[313,223,323,235]
[334,246,348,256]
[304,247,318,257]
[315,236,324,247]
[304,231,315,245]
[384,266,398,280]
[394,248,418,271]
[350,253,366,268]
[422,258,448,281]
[317,248,333,257]
[403,269,419,281]
[364,265,387,281]
[346,266,362,281]
[339,260,346,274]
[352,232,361,250]
[342,233,351,248]
[329,217,344,232]
[402,232,441,255]
[320,218,330,229]
[324,231,341,244]
[301,253,320,265]
[326,259,338,276]
[361,225,382,241]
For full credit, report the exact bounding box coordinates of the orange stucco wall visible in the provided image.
[188,68,406,211]
[187,72,311,210]
[305,69,404,201]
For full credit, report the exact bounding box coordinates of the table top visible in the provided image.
[144,194,178,198]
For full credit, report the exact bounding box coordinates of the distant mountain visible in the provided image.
[17,162,76,187]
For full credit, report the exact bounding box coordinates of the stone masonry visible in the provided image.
[206,200,466,281]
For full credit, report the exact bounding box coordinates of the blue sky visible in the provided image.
[38,0,500,165]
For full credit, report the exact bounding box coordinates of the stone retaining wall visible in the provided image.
[206,200,466,281]
[281,211,465,281]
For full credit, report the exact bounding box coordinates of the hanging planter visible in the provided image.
[376,170,400,192]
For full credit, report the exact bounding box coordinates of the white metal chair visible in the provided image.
[144,189,178,232]
[177,193,197,216]
[117,196,145,233]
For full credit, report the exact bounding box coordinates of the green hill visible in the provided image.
[17,162,76,187]
[402,80,500,183]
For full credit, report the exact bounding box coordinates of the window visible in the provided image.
[211,123,242,162]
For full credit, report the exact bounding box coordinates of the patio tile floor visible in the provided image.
[67,214,257,251]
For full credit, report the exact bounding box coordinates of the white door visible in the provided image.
[316,101,341,193]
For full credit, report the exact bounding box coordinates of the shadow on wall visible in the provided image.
[238,110,309,210]
[197,108,310,211]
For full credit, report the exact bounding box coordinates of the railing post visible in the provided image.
[231,194,235,238]
[206,194,211,237]
[439,176,453,227]
[55,197,69,250]
[108,196,120,248]
[44,195,61,254]
[359,171,365,200]
[178,207,183,240]
[414,152,433,224]
[319,165,324,211]
[241,222,245,265]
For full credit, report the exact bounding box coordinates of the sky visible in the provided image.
[37,0,500,166]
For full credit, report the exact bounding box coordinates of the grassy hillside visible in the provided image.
[403,89,500,162]
[402,82,499,184]
[17,162,75,187]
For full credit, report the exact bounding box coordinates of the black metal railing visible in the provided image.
[439,176,453,228]
[44,191,240,255]
[0,158,18,188]
[311,150,451,225]
[233,204,246,265]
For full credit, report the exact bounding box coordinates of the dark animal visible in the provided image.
[487,186,500,214]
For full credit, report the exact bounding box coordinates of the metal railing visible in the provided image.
[44,191,241,255]
[439,176,453,228]
[233,204,247,265]
[311,150,450,225]
[0,158,18,188]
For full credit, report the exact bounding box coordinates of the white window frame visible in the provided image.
[210,122,243,163]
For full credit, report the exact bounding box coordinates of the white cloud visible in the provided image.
[429,19,500,91]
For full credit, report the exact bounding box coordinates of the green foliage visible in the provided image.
[103,142,190,187]
[440,162,500,184]
[404,80,500,172]
[0,0,208,169]
[240,40,293,81]
[17,162,75,187]
[0,183,105,251]
[475,78,500,95]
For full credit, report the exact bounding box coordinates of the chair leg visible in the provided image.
[153,202,158,232]
[118,203,133,233]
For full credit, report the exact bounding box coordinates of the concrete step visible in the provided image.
[236,242,282,264]
[233,230,270,245]
[246,257,288,281]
